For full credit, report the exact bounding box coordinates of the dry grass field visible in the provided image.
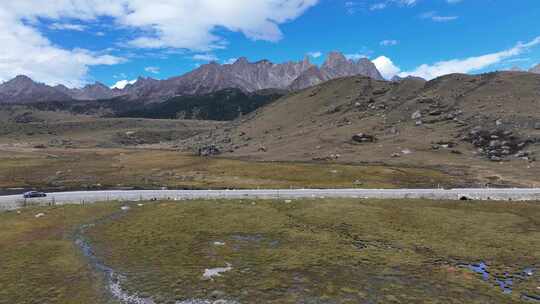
[0,148,464,191]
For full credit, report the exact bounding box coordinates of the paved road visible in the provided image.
[1,188,539,211]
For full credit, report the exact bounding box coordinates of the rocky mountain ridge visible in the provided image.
[0,52,382,104]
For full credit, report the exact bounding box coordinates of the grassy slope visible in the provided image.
[87,199,540,303]
[0,148,462,190]
[0,107,223,148]
[185,73,540,187]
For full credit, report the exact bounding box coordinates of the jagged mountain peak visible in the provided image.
[55,84,70,90]
[0,75,72,103]
[233,57,249,65]
[357,57,371,64]
[255,59,272,65]
[6,75,37,87]
[12,74,33,81]
[325,51,347,62]
[322,52,349,69]
[87,81,109,88]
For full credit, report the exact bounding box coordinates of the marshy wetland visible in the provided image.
[1,198,539,303]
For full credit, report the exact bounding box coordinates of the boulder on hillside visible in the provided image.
[411,110,422,120]
[463,127,534,161]
[198,145,221,157]
[352,133,377,143]
[12,112,44,124]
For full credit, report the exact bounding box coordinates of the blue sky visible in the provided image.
[1,0,539,88]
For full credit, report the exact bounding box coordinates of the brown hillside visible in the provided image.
[181,72,540,186]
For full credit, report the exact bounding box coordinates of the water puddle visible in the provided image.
[524,268,535,277]
[229,234,280,250]
[203,263,233,280]
[459,262,490,281]
[74,208,240,304]
[231,234,265,242]
[176,300,239,304]
[76,237,156,303]
[457,261,536,296]
[522,294,540,303]
[495,277,513,294]
[75,216,156,304]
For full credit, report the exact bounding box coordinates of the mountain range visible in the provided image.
[0,52,383,104]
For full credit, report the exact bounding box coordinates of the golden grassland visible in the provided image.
[1,199,538,303]
[0,148,463,191]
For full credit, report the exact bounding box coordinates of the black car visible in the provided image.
[23,191,47,199]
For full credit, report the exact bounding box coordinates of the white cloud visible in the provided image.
[224,58,239,64]
[372,56,401,79]
[193,54,219,62]
[349,0,416,13]
[307,51,322,58]
[120,0,319,50]
[421,11,458,22]
[144,66,160,74]
[400,36,540,79]
[0,0,318,86]
[0,3,125,87]
[48,22,87,31]
[370,3,387,10]
[111,79,137,89]
[504,57,530,64]
[398,0,418,5]
[370,0,417,10]
[345,53,367,60]
[380,40,398,46]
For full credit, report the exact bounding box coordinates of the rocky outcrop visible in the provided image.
[321,52,383,80]
[198,145,221,157]
[352,133,377,143]
[463,127,536,162]
[289,66,328,91]
[290,52,383,91]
